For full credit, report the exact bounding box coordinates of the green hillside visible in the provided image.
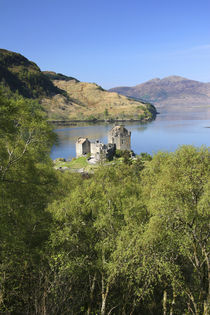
[0,49,63,98]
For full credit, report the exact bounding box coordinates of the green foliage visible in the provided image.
[43,71,79,82]
[139,152,152,161]
[140,146,210,314]
[47,164,144,314]
[87,115,98,121]
[0,91,57,312]
[0,97,209,315]
[115,149,132,165]
[138,113,145,120]
[46,147,209,313]
[104,108,109,118]
[115,149,124,158]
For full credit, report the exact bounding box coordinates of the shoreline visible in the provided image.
[48,117,156,126]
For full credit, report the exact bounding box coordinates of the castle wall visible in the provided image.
[90,141,99,156]
[76,139,90,157]
[75,126,130,162]
[91,141,115,161]
[108,126,131,151]
[117,135,131,151]
[108,133,113,144]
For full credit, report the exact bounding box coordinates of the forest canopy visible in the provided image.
[0,91,209,314]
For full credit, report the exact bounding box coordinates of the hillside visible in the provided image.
[0,49,156,122]
[42,74,156,121]
[109,76,210,113]
[0,49,63,98]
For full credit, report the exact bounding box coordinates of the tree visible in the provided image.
[104,108,109,119]
[0,91,57,313]
[47,164,148,314]
[141,146,210,314]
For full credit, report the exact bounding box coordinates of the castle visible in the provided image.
[76,125,131,161]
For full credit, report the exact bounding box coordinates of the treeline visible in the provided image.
[0,91,209,314]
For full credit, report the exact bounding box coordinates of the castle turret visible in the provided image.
[108,125,131,151]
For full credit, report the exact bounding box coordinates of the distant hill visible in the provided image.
[44,75,156,121]
[109,76,210,113]
[0,49,156,121]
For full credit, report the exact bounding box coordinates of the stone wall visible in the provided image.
[115,135,131,151]
[108,126,131,151]
[76,138,91,157]
[91,141,115,161]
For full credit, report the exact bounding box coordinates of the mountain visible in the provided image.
[0,49,156,121]
[109,76,210,113]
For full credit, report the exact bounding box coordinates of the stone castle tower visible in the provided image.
[76,138,91,157]
[108,125,131,151]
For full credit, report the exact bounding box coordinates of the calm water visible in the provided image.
[51,110,210,160]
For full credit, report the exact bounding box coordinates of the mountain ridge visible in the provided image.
[109,76,210,113]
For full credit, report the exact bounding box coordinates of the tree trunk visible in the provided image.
[169,289,176,315]
[42,287,47,315]
[87,272,96,315]
[186,291,198,315]
[101,273,109,315]
[163,290,167,315]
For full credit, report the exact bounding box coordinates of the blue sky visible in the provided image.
[1,0,210,88]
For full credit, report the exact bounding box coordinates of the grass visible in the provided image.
[68,157,89,169]
[54,157,88,169]
[54,156,125,172]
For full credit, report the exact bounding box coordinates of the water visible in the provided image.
[51,110,210,160]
